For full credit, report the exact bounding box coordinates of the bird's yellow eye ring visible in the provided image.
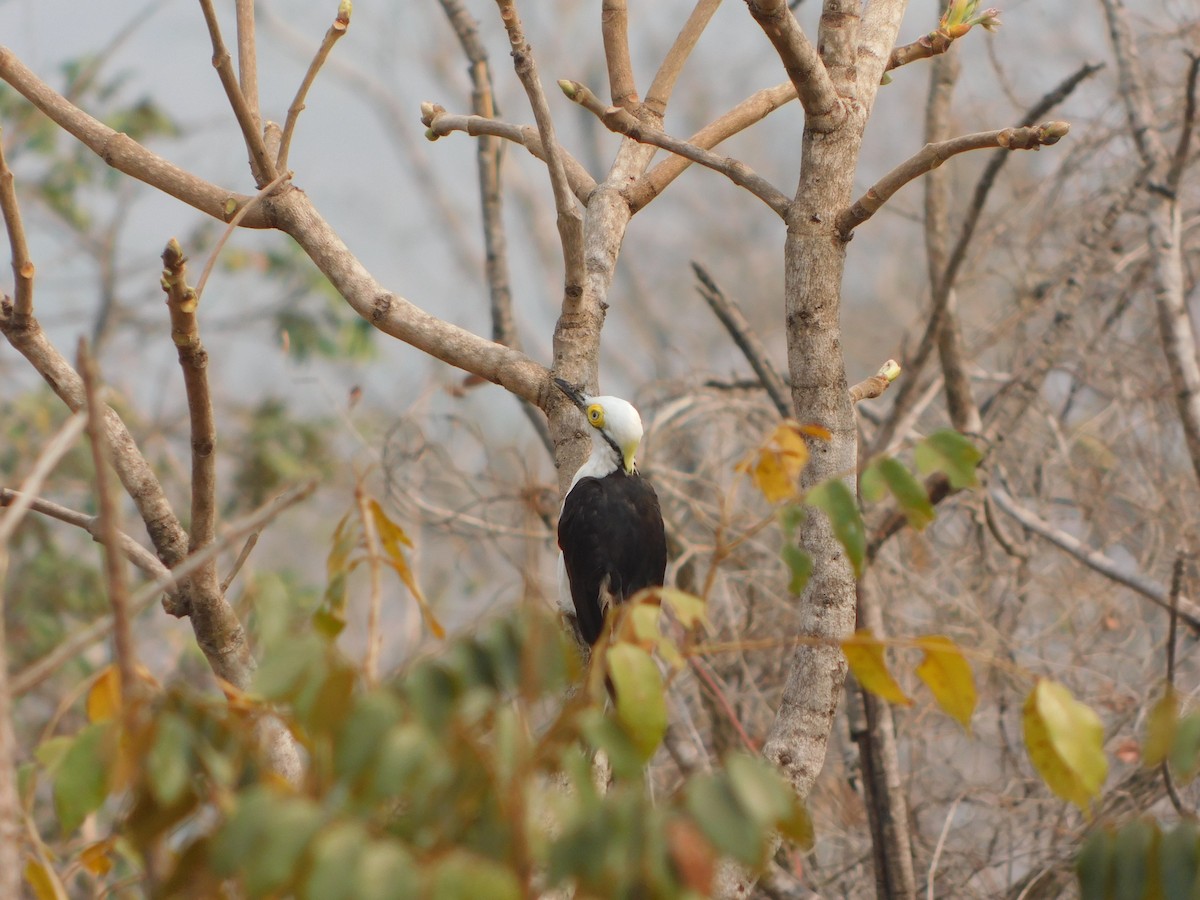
[587,405,605,427]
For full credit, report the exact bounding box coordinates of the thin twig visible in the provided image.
[194,169,293,302]
[691,261,791,417]
[421,106,596,201]
[219,533,259,595]
[849,360,901,403]
[1166,52,1200,196]
[927,795,963,900]
[990,485,1200,631]
[0,489,172,587]
[644,0,722,117]
[78,339,136,706]
[1162,551,1187,815]
[10,482,317,698]
[197,0,277,184]
[0,559,18,898]
[0,48,265,226]
[493,0,585,312]
[0,128,33,319]
[0,414,88,548]
[837,121,1070,237]
[560,80,790,217]
[629,81,796,213]
[275,1,351,172]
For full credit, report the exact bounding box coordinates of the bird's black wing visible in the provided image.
[558,471,667,645]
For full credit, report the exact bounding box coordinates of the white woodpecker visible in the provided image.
[555,378,667,645]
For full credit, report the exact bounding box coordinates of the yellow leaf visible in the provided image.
[914,635,976,732]
[658,587,709,631]
[326,511,356,578]
[79,838,115,876]
[1143,686,1178,767]
[24,858,68,900]
[1023,679,1108,812]
[736,421,811,503]
[626,603,661,647]
[86,666,121,724]
[842,629,911,706]
[369,498,413,559]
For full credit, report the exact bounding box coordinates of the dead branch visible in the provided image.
[235,0,261,133]
[644,0,722,117]
[493,0,585,312]
[837,121,1071,237]
[197,0,277,184]
[0,47,266,226]
[990,485,1200,632]
[692,261,791,418]
[849,360,901,403]
[276,1,351,172]
[0,130,33,319]
[78,339,137,707]
[560,80,791,217]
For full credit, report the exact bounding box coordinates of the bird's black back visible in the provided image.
[558,469,667,645]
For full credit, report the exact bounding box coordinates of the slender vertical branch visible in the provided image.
[78,339,137,708]
[197,0,277,184]
[235,0,261,133]
[601,0,639,111]
[494,0,585,314]
[0,553,19,900]
[0,129,33,320]
[160,240,219,602]
[276,1,352,173]
[356,483,384,686]
[644,0,722,117]
[744,0,844,130]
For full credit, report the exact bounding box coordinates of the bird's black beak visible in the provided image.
[554,377,588,412]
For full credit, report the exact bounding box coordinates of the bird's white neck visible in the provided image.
[568,432,626,491]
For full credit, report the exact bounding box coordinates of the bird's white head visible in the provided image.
[555,378,644,474]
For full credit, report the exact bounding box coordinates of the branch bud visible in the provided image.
[1039,121,1071,144]
[558,79,578,99]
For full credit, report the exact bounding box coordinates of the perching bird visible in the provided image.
[555,378,667,645]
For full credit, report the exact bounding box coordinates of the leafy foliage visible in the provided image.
[28,599,811,897]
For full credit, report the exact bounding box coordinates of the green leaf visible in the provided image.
[427,850,521,900]
[1169,713,1200,784]
[725,754,795,827]
[254,632,326,700]
[686,775,764,867]
[579,709,647,782]
[53,722,114,834]
[335,691,402,782]
[213,789,322,895]
[914,429,983,489]
[355,840,419,900]
[606,643,668,761]
[147,712,193,806]
[1143,686,1178,767]
[868,457,936,529]
[805,479,865,577]
[1112,820,1155,900]
[1159,821,1200,900]
[781,545,812,595]
[303,822,367,900]
[1076,827,1113,900]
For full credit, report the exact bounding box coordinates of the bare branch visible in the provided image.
[268,187,551,406]
[884,5,1001,75]
[0,129,33,320]
[0,566,18,899]
[494,0,585,312]
[838,121,1070,237]
[990,485,1200,632]
[356,483,384,687]
[160,239,219,608]
[629,81,797,213]
[0,415,88,549]
[692,261,791,418]
[276,1,352,173]
[197,0,278,184]
[644,0,722,117]
[560,80,791,217]
[0,489,171,586]
[235,0,261,132]
[421,105,596,202]
[78,339,137,706]
[602,0,639,112]
[744,0,845,130]
[195,169,293,302]
[1100,0,1165,169]
[10,482,317,698]
[0,48,266,227]
[1167,53,1200,197]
